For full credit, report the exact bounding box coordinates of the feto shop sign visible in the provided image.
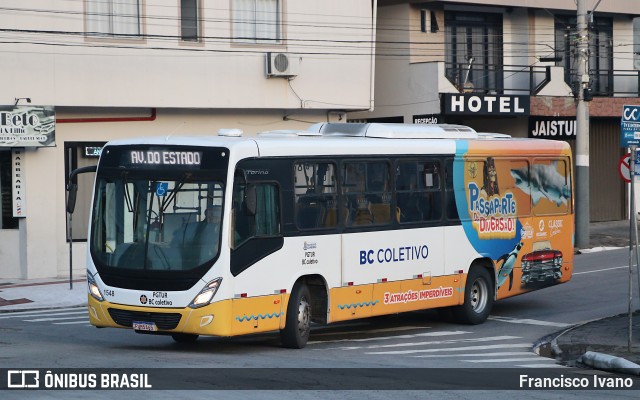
[0,106,55,147]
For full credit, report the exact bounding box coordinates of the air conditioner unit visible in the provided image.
[265,53,299,78]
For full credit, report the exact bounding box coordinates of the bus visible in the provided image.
[71,123,574,348]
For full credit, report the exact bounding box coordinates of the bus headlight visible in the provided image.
[189,278,222,309]
[87,274,104,302]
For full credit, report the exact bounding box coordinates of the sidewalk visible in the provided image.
[0,277,86,312]
[584,219,640,250]
[544,219,640,373]
[0,220,639,373]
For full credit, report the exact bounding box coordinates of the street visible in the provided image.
[1,248,639,398]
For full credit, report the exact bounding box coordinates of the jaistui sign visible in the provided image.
[0,106,55,147]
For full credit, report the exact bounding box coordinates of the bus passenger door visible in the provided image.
[331,233,374,323]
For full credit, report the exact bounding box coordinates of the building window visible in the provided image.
[86,0,141,36]
[0,151,18,229]
[445,12,503,93]
[65,143,104,241]
[181,0,199,41]
[232,0,281,44]
[555,15,613,96]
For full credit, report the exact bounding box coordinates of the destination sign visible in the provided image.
[97,146,228,173]
[129,150,202,166]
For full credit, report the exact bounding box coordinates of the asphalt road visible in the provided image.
[1,247,639,398]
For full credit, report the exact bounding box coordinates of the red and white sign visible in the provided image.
[619,154,632,183]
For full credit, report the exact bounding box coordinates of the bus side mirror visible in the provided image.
[66,165,97,214]
[244,184,257,216]
[66,183,78,214]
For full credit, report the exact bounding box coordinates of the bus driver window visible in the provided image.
[231,179,281,249]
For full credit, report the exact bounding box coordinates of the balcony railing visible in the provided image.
[444,63,640,97]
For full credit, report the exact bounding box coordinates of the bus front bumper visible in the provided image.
[87,295,234,337]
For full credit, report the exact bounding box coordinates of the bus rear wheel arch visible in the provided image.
[452,265,494,325]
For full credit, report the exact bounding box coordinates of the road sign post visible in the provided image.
[621,105,640,351]
[630,146,637,351]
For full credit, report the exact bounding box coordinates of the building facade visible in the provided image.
[351,0,640,222]
[0,0,377,279]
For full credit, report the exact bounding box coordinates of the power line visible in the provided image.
[2,4,629,38]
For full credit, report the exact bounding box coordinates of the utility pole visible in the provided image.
[575,0,590,248]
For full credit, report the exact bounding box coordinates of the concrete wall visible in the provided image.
[0,0,374,111]
[350,4,411,121]
[0,230,21,278]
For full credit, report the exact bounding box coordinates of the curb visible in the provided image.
[0,279,85,289]
[548,318,599,361]
[0,303,87,314]
[546,316,640,377]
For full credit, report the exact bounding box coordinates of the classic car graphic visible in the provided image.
[521,248,563,285]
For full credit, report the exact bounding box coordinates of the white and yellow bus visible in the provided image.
[73,123,574,348]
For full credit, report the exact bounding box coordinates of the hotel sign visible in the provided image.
[0,106,55,147]
[443,94,529,116]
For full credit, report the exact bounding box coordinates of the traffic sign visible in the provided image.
[621,105,640,148]
[618,152,640,182]
[619,154,632,182]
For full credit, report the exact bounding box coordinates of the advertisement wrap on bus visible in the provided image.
[67,123,574,348]
[454,140,573,299]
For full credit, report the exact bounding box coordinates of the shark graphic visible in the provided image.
[510,163,570,206]
[496,242,523,291]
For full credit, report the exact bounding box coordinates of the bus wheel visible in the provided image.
[453,267,493,325]
[280,283,312,349]
[171,333,199,343]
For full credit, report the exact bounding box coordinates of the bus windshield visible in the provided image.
[89,145,229,289]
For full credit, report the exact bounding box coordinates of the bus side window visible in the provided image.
[294,161,337,230]
[396,159,441,223]
[232,182,281,249]
[531,158,571,216]
[343,161,390,227]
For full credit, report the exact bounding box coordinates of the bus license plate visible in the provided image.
[132,321,158,332]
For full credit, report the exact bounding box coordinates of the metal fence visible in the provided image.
[445,63,640,97]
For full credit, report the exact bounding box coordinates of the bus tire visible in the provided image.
[453,267,493,325]
[280,283,312,349]
[171,333,199,343]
